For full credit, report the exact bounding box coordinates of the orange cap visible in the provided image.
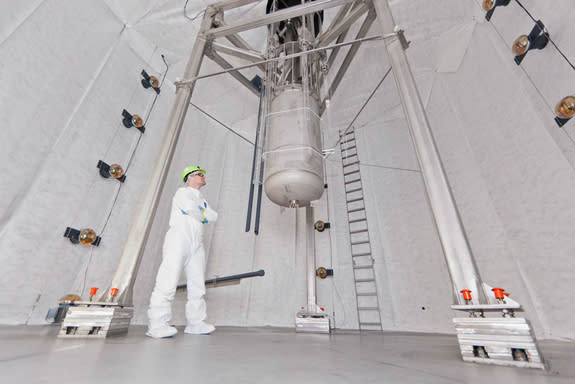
[460,289,472,301]
[89,287,98,296]
[110,288,119,297]
[492,287,505,300]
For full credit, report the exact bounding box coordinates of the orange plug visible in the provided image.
[460,289,472,302]
[110,288,119,297]
[492,287,505,300]
[89,287,98,296]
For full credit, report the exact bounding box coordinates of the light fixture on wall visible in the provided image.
[97,161,126,182]
[141,70,161,94]
[482,0,510,21]
[512,20,549,65]
[122,109,145,133]
[555,95,575,127]
[64,227,101,246]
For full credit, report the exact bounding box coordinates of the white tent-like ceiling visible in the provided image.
[0,0,574,342]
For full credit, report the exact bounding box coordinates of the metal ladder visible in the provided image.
[340,128,383,331]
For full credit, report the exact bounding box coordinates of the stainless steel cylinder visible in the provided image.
[264,85,324,207]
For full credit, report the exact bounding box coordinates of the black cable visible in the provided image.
[514,0,575,71]
[99,55,169,237]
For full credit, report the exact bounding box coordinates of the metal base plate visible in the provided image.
[295,311,330,334]
[58,303,134,338]
[453,317,545,369]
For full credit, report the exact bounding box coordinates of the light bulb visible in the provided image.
[109,164,124,179]
[79,228,96,245]
[482,0,495,11]
[132,114,143,128]
[555,96,575,119]
[512,35,529,56]
[150,76,160,88]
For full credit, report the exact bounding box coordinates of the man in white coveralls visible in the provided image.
[147,165,218,338]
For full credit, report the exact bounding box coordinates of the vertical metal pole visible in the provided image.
[245,93,264,232]
[306,206,317,311]
[100,8,217,305]
[371,0,488,304]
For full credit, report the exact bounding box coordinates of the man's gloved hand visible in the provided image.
[198,206,208,224]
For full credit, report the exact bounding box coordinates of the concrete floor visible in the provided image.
[0,326,573,383]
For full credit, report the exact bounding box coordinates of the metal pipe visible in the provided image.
[177,269,265,289]
[306,206,317,310]
[317,2,369,47]
[98,8,217,305]
[372,0,488,304]
[246,93,264,232]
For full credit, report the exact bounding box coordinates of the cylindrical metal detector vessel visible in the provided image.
[264,85,324,207]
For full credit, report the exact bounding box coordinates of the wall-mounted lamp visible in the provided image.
[555,96,575,127]
[122,109,145,133]
[482,0,510,21]
[141,70,161,94]
[64,227,101,246]
[314,220,331,232]
[512,20,549,65]
[97,161,126,182]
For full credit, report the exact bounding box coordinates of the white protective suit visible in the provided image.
[147,186,218,336]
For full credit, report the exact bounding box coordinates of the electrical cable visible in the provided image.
[184,0,205,21]
[78,54,170,297]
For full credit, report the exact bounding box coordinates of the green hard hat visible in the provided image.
[182,165,206,182]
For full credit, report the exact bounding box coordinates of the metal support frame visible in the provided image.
[372,0,543,368]
[71,2,544,366]
[295,206,330,333]
[206,50,261,95]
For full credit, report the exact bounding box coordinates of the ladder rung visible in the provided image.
[353,264,373,269]
[340,138,355,145]
[350,229,368,234]
[356,292,377,296]
[341,153,357,160]
[341,131,354,138]
[346,197,364,204]
[346,187,362,194]
[356,278,375,283]
[358,307,379,311]
[344,169,360,176]
[351,241,370,246]
[360,322,382,326]
[352,252,371,257]
[344,178,361,185]
[349,218,367,224]
[341,145,357,151]
[348,207,365,214]
[343,161,359,167]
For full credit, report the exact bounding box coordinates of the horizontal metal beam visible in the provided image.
[207,0,356,38]
[224,33,267,72]
[206,50,260,96]
[176,34,383,87]
[211,40,265,63]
